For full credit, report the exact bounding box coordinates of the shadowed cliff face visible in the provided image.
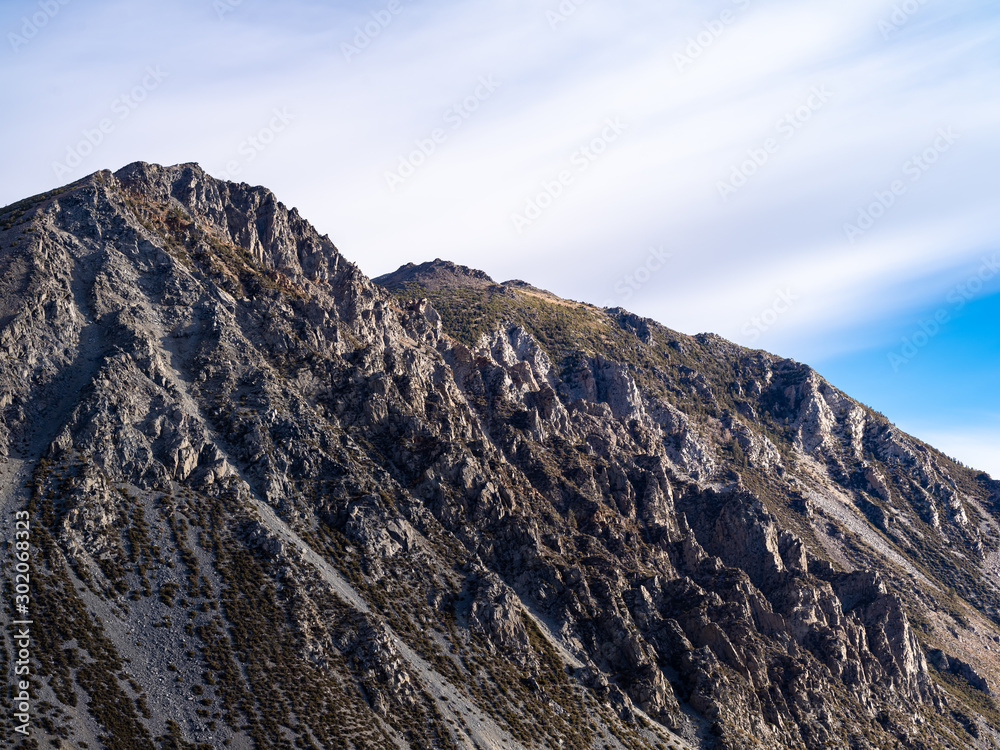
[0,162,997,750]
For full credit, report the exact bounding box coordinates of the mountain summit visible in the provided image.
[1,162,999,750]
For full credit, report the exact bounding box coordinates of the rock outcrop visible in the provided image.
[0,163,998,750]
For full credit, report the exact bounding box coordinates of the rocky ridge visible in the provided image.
[0,162,997,750]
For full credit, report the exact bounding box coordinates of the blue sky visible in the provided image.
[1,0,998,475]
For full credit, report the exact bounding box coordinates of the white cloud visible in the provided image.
[1,0,998,458]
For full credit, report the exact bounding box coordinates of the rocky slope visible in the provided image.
[1,163,998,750]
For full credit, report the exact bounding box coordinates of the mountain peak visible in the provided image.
[375,258,497,293]
[2,167,998,750]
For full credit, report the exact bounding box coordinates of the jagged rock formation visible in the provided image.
[1,162,999,750]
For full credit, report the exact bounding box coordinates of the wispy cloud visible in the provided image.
[1,0,998,468]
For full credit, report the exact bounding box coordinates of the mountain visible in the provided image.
[1,162,998,750]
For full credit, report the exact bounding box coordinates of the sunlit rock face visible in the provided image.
[0,162,997,750]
